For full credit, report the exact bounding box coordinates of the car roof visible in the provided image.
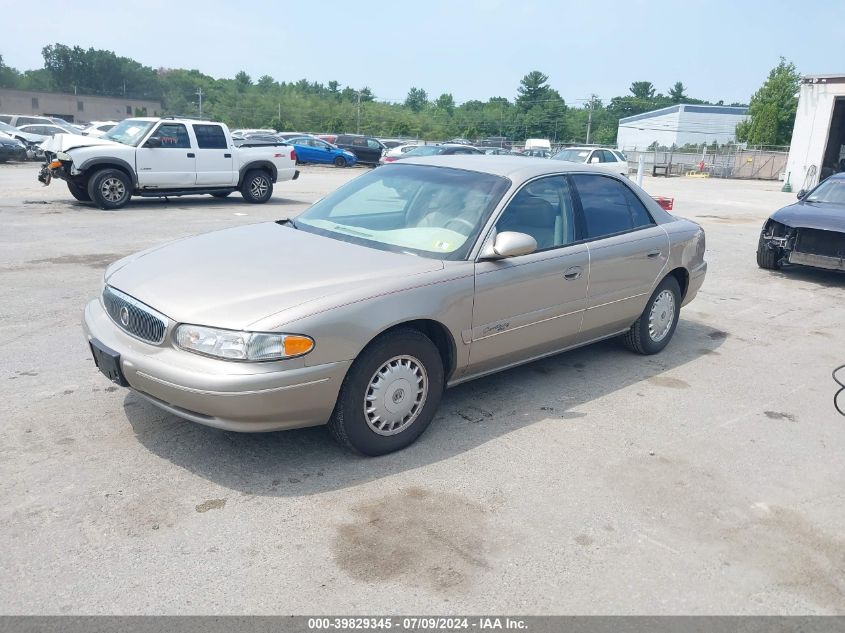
[398,154,616,180]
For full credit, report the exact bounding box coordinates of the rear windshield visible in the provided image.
[403,146,444,157]
[552,149,590,163]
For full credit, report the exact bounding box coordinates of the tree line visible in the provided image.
[0,45,797,146]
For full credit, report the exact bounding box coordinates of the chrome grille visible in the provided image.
[102,286,168,344]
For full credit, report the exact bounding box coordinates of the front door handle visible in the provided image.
[563,266,583,280]
[646,250,661,258]
[187,152,195,158]
[224,153,231,158]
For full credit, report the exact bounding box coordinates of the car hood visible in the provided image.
[41,133,122,153]
[771,201,845,232]
[106,222,445,330]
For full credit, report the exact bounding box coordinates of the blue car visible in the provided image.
[287,135,357,167]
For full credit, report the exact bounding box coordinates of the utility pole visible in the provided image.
[585,108,592,145]
[356,89,362,134]
[195,87,203,118]
[123,80,126,96]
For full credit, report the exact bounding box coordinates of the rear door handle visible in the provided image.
[187,152,195,158]
[563,266,583,280]
[224,153,231,158]
[646,250,661,258]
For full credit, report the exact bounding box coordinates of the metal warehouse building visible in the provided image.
[616,104,749,150]
[785,74,845,191]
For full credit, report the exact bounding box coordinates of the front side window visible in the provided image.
[152,123,190,148]
[193,124,228,149]
[295,164,510,260]
[367,139,382,150]
[495,176,577,251]
[572,174,653,239]
[598,150,616,163]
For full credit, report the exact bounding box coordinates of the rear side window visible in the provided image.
[0,115,11,123]
[193,124,228,149]
[572,174,653,239]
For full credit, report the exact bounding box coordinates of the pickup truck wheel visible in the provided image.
[87,168,131,210]
[333,156,347,167]
[67,181,91,202]
[240,169,273,203]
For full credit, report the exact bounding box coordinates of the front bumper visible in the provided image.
[83,298,349,432]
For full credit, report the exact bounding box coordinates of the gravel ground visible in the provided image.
[1,162,843,615]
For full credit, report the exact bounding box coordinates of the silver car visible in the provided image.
[84,156,707,455]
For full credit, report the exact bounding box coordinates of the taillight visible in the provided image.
[290,149,296,161]
[652,196,674,211]
[384,156,397,162]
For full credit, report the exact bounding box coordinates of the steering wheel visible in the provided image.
[443,218,475,234]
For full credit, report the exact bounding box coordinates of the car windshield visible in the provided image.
[403,146,444,157]
[103,119,156,146]
[806,178,845,204]
[0,121,19,134]
[295,164,510,260]
[552,149,590,163]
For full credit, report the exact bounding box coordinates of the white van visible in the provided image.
[524,138,551,151]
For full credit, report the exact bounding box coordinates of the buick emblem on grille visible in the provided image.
[119,306,130,326]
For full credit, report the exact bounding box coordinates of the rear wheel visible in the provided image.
[756,234,781,269]
[328,328,444,456]
[240,169,273,203]
[87,168,131,210]
[623,276,681,355]
[333,156,347,167]
[67,181,91,202]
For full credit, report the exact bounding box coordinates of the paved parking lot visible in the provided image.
[1,163,843,614]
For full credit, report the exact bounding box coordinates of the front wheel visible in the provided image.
[756,234,781,269]
[328,328,444,456]
[240,169,273,203]
[333,156,347,167]
[623,276,681,355]
[87,168,132,210]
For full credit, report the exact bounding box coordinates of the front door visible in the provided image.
[192,123,235,186]
[570,173,670,338]
[468,175,589,376]
[136,122,196,188]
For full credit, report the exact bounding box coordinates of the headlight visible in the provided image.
[174,324,314,361]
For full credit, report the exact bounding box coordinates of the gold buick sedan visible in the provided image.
[84,155,707,455]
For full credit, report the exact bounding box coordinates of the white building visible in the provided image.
[784,74,845,191]
[616,104,748,150]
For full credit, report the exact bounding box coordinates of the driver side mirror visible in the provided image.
[480,231,537,260]
[796,189,807,200]
[144,136,162,148]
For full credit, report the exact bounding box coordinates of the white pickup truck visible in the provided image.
[38,117,299,209]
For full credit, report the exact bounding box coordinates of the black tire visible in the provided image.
[240,169,273,203]
[756,234,781,269]
[211,191,232,198]
[328,328,444,456]
[87,168,132,210]
[623,276,682,355]
[67,181,91,202]
[333,156,346,168]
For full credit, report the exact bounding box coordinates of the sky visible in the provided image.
[1,0,842,106]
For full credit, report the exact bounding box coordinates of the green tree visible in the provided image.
[235,71,252,91]
[516,71,550,111]
[629,81,655,100]
[668,81,687,103]
[735,58,800,146]
[404,87,428,112]
[434,93,455,116]
[256,75,275,90]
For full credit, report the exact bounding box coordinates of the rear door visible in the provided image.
[570,173,669,339]
[469,175,589,375]
[136,122,196,188]
[192,124,235,186]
